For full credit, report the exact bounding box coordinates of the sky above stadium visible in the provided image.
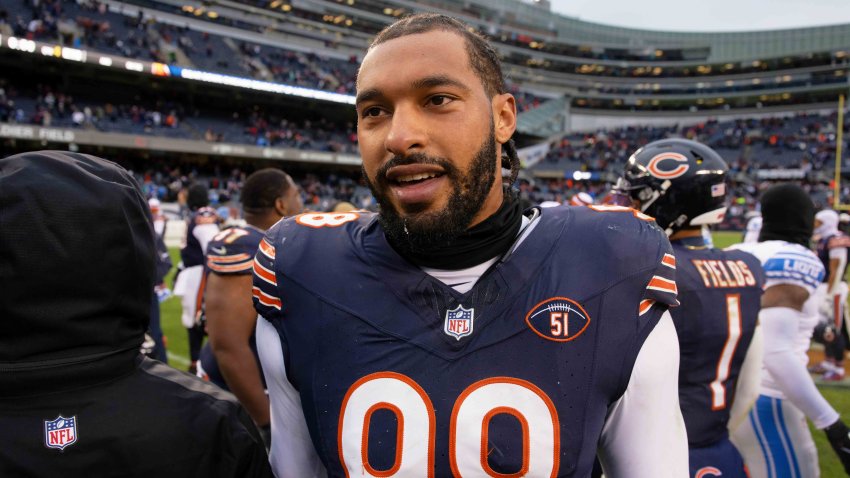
[549,0,850,32]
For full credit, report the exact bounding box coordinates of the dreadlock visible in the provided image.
[502,139,521,186]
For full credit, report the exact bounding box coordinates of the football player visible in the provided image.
[174,183,220,373]
[197,168,302,442]
[148,197,168,239]
[252,13,688,477]
[612,138,765,478]
[146,196,172,364]
[810,209,850,381]
[730,184,850,477]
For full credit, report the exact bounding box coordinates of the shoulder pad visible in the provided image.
[206,227,263,274]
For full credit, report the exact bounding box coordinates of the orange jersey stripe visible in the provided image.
[208,260,252,273]
[253,258,277,286]
[208,253,251,264]
[662,254,676,269]
[259,239,276,260]
[252,287,282,310]
[639,299,655,316]
[647,276,677,294]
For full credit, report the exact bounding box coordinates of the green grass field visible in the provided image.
[159,232,849,474]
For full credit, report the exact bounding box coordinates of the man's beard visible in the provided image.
[363,129,497,254]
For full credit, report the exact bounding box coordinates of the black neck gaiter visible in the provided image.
[388,189,524,270]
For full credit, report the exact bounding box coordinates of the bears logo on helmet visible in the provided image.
[645,152,690,179]
[614,138,728,236]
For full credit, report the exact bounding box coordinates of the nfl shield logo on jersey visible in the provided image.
[444,305,474,340]
[44,415,77,450]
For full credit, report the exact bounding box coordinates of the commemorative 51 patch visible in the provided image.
[525,297,590,342]
[45,415,77,450]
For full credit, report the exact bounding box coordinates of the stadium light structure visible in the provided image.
[0,35,356,106]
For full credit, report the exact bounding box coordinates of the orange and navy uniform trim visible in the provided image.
[252,237,285,316]
[639,252,679,315]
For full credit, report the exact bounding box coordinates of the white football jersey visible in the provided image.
[743,216,762,244]
[730,240,824,398]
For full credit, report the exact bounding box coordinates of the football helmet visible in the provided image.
[569,192,594,206]
[614,138,729,235]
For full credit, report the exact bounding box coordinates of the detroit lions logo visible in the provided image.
[525,297,591,342]
[444,305,474,340]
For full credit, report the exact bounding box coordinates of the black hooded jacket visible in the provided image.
[0,151,272,477]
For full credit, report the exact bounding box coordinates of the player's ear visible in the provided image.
[274,196,287,217]
[493,93,517,145]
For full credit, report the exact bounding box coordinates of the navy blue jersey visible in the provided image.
[180,207,220,267]
[816,231,850,282]
[670,240,764,448]
[253,206,678,477]
[206,225,264,276]
[199,225,265,390]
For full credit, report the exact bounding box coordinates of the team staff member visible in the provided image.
[253,14,688,477]
[612,138,765,478]
[731,184,850,477]
[175,183,220,373]
[0,150,272,477]
[198,168,302,439]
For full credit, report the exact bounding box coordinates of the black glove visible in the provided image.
[824,419,850,474]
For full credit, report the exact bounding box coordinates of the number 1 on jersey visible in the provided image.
[710,294,742,410]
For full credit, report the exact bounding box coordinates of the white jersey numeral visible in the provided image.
[339,373,560,477]
[296,212,359,228]
[450,378,559,477]
[339,372,434,477]
[710,294,743,410]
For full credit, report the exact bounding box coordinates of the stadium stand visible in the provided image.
[4,1,550,107]
[1,0,850,233]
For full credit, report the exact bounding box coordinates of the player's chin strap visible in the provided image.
[638,179,671,213]
[503,139,520,186]
[636,179,672,234]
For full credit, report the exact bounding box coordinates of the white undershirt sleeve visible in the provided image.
[729,324,763,433]
[598,311,689,478]
[828,247,847,261]
[760,306,839,429]
[256,317,327,478]
[193,223,220,254]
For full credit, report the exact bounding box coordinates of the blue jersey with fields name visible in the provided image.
[669,240,765,449]
[253,206,678,477]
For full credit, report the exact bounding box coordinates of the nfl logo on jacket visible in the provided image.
[44,416,77,451]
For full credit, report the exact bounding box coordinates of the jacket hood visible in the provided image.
[0,151,154,366]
